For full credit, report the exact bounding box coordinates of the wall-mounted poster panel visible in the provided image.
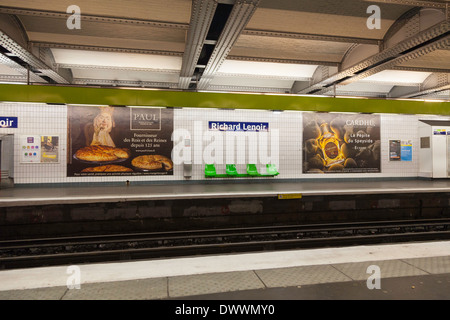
[67,105,173,176]
[41,136,59,163]
[303,113,380,173]
[401,140,413,161]
[389,140,401,161]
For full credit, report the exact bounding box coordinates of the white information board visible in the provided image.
[20,135,41,163]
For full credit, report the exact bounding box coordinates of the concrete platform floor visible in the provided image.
[0,241,449,301]
[2,178,450,207]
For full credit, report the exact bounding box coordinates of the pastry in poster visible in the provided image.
[81,165,133,173]
[131,155,173,171]
[75,145,130,162]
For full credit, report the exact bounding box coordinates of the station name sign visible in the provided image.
[0,116,18,128]
[208,121,269,132]
[433,129,449,135]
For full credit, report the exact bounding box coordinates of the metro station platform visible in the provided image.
[0,241,449,301]
[1,178,450,207]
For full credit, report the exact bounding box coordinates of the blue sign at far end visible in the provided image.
[0,116,18,128]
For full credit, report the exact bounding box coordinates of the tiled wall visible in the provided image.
[1,102,449,184]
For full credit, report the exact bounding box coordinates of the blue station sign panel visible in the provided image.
[0,116,18,128]
[208,121,269,132]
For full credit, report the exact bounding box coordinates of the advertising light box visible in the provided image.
[303,112,381,174]
[67,105,174,177]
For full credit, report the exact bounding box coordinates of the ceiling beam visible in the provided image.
[395,73,450,98]
[361,0,448,9]
[0,53,42,83]
[292,19,449,95]
[241,29,380,45]
[393,65,450,73]
[400,83,450,98]
[31,41,183,57]
[0,30,71,84]
[197,0,260,90]
[0,6,188,29]
[72,78,178,89]
[178,0,218,89]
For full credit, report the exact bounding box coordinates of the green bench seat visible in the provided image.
[205,164,279,178]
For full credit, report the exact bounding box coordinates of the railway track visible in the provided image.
[1,218,450,269]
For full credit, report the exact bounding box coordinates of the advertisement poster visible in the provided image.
[41,136,59,163]
[389,140,401,161]
[401,140,413,161]
[303,113,380,173]
[67,105,174,176]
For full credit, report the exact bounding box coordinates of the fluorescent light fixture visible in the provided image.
[51,49,182,70]
[335,95,369,99]
[0,81,26,85]
[424,99,448,102]
[0,101,44,105]
[218,60,318,78]
[361,70,432,84]
[127,106,166,109]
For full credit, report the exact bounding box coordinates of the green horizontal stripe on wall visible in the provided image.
[0,84,448,115]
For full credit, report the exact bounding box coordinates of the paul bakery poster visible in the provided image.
[303,113,380,174]
[67,105,173,176]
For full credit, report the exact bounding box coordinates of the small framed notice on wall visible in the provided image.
[20,135,41,163]
[400,140,413,161]
[389,140,401,161]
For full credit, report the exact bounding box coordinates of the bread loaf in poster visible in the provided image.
[75,145,130,162]
[131,155,173,171]
[81,165,133,172]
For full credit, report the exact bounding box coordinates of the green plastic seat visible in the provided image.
[226,164,238,176]
[246,164,260,176]
[266,164,279,176]
[205,164,217,177]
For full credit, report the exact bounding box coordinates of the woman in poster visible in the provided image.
[84,106,117,147]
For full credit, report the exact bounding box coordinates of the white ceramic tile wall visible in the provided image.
[1,102,449,184]
[173,108,302,180]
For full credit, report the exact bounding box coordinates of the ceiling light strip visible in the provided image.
[227,55,339,67]
[55,63,181,74]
